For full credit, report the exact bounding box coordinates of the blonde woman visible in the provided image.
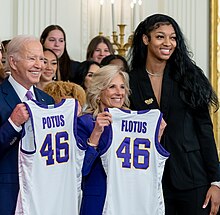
[78,65,167,215]
[78,65,130,215]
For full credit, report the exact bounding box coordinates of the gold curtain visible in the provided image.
[210,0,220,158]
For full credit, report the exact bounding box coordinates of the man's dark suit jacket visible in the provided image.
[0,78,54,215]
[129,66,220,191]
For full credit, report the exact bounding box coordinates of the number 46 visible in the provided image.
[40,131,69,165]
[116,137,150,169]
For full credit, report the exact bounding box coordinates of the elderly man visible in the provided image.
[0,35,54,215]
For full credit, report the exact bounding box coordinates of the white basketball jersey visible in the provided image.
[15,98,85,215]
[101,108,170,215]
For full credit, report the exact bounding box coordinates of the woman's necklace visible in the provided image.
[146,69,163,77]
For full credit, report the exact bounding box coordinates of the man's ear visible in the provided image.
[8,56,17,70]
[142,34,149,45]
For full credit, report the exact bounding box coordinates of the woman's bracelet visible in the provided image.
[87,138,98,148]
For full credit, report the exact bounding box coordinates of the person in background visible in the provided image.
[40,25,80,82]
[36,48,60,90]
[0,41,3,60]
[74,60,100,90]
[100,54,129,73]
[1,39,11,78]
[128,13,220,215]
[2,39,11,51]
[0,35,54,215]
[86,36,114,64]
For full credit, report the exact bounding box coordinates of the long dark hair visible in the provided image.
[74,60,100,89]
[43,47,61,81]
[100,54,130,73]
[40,25,72,81]
[128,13,218,110]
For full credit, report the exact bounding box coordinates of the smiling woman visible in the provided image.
[128,13,220,215]
[36,48,60,90]
[40,25,80,82]
[85,64,130,116]
[86,36,115,64]
[77,65,130,215]
[77,64,167,215]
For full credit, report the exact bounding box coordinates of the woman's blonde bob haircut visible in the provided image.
[85,64,130,116]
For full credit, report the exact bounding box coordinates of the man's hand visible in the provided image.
[10,103,29,126]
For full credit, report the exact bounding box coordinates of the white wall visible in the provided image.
[0,0,82,61]
[0,0,209,75]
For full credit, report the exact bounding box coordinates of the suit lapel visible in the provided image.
[137,68,159,109]
[136,66,173,117]
[2,79,21,110]
[144,74,159,109]
[160,66,173,120]
[34,87,47,104]
[130,66,174,116]
[1,80,51,111]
